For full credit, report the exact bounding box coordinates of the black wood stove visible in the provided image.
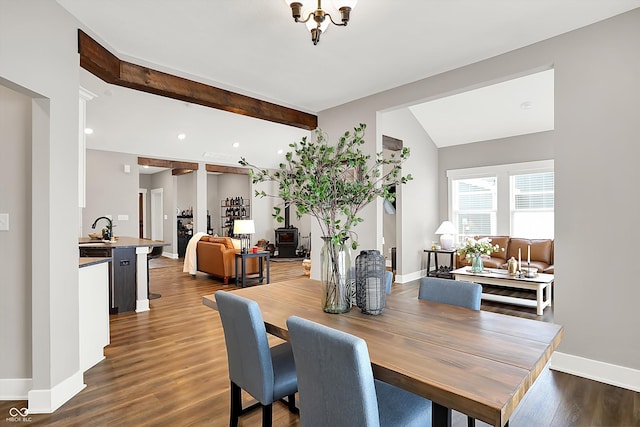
[274,206,299,258]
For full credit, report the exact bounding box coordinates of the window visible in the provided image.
[510,172,554,238]
[451,177,497,239]
[448,160,554,241]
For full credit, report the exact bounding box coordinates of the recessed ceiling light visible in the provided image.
[84,128,93,135]
[232,142,240,148]
[277,149,284,155]
[520,101,533,110]
[177,133,186,140]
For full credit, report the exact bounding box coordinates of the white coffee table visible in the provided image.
[451,267,554,315]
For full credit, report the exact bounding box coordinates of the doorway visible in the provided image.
[138,188,147,238]
[382,135,402,277]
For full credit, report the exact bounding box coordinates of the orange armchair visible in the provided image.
[196,236,260,284]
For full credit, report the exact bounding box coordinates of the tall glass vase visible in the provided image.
[471,253,484,273]
[320,236,352,314]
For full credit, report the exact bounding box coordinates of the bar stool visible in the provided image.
[147,245,163,300]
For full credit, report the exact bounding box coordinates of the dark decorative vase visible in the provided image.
[320,237,352,314]
[355,250,386,315]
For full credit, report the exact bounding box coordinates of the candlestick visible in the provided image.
[527,245,530,266]
[518,248,522,271]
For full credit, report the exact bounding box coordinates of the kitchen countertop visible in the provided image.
[78,236,169,249]
[79,257,112,268]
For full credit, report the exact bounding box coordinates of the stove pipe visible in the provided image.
[284,205,291,228]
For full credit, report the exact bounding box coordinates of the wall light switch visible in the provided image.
[0,213,8,231]
[164,215,168,220]
[117,214,129,221]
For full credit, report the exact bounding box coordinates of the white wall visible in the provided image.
[319,8,640,388]
[0,0,84,411]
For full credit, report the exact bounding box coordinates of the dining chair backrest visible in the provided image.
[287,315,381,427]
[215,290,275,404]
[418,277,482,310]
[385,270,393,294]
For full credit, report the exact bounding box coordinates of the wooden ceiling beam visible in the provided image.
[78,30,317,131]
[138,157,173,168]
[382,135,403,151]
[206,164,249,175]
[138,157,198,175]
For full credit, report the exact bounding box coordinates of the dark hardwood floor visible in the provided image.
[2,259,638,426]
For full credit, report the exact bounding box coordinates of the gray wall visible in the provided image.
[0,84,32,381]
[207,173,219,233]
[319,9,640,377]
[84,150,139,237]
[176,171,196,217]
[380,108,439,280]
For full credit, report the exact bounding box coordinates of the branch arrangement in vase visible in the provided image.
[239,123,412,249]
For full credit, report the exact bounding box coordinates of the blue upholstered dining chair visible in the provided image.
[214,291,298,427]
[385,270,393,294]
[286,315,432,427]
[418,276,482,310]
[418,276,481,427]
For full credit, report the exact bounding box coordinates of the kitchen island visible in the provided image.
[79,237,168,314]
[79,257,111,371]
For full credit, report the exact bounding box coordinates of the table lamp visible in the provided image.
[233,219,255,253]
[435,220,457,250]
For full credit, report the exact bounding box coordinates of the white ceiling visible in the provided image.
[409,69,555,147]
[61,1,640,168]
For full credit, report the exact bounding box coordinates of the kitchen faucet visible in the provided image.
[91,216,113,240]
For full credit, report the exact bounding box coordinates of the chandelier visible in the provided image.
[284,0,358,45]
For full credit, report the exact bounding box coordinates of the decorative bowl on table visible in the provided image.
[523,267,538,278]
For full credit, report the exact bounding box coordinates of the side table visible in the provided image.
[235,251,270,288]
[424,249,457,279]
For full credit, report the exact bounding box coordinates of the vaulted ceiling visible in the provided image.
[60,1,640,168]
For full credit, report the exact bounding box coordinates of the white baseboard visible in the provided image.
[163,251,178,259]
[27,371,85,414]
[0,378,32,400]
[551,351,640,393]
[395,269,427,284]
[136,298,150,312]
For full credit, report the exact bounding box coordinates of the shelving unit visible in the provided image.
[176,214,212,257]
[177,215,193,258]
[221,198,250,237]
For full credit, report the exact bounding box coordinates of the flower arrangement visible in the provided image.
[457,237,500,260]
[239,123,411,249]
[239,123,412,313]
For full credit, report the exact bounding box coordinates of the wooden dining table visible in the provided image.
[203,278,563,427]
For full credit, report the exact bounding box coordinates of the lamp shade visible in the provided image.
[233,219,255,235]
[435,220,456,250]
[435,221,456,235]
